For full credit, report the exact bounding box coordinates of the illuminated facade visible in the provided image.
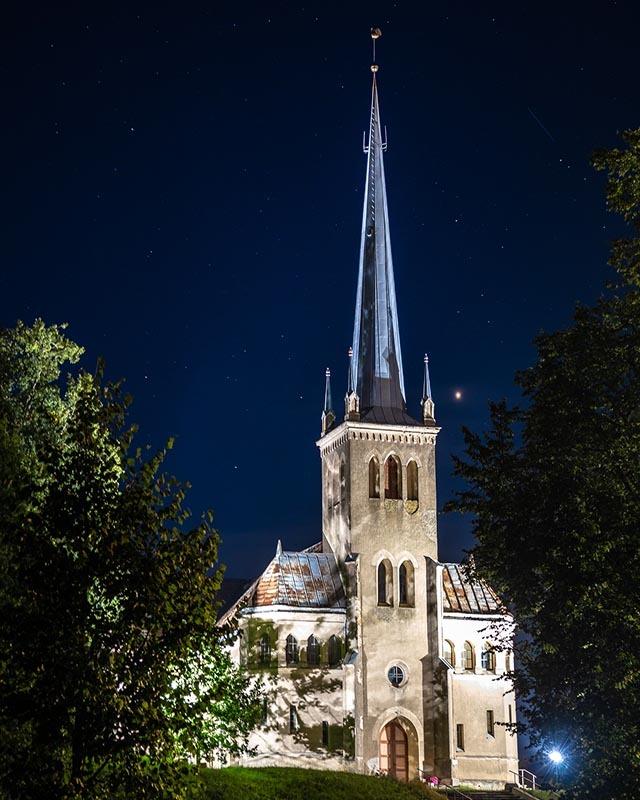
[221,50,519,789]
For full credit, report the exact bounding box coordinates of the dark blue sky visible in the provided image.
[2,3,638,577]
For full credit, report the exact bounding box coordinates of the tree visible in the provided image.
[0,320,261,799]
[447,129,640,800]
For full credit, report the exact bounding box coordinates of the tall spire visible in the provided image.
[350,29,411,425]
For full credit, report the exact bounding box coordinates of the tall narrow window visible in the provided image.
[261,697,268,724]
[340,460,346,504]
[486,710,495,737]
[259,634,271,665]
[328,635,342,667]
[377,560,393,606]
[407,460,419,502]
[384,455,401,499]
[289,704,299,733]
[369,457,380,498]
[456,724,465,751]
[307,634,320,666]
[286,634,299,665]
[398,561,415,607]
[463,641,475,671]
[322,720,330,747]
[444,640,456,667]
[508,705,513,725]
[481,643,496,672]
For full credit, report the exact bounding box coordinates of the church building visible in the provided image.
[220,36,519,789]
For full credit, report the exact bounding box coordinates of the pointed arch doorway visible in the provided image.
[379,720,408,781]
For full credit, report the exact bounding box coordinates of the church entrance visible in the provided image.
[379,720,408,782]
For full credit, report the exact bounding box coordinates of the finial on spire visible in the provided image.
[321,367,336,436]
[370,27,381,71]
[276,539,283,557]
[421,353,436,425]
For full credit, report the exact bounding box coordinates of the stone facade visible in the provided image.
[220,44,519,788]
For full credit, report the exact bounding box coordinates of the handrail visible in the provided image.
[509,767,537,790]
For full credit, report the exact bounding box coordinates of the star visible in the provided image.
[454,390,462,401]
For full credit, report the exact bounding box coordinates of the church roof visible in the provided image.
[350,69,413,424]
[253,548,346,609]
[441,563,502,615]
[218,544,345,624]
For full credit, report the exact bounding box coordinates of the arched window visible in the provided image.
[407,460,418,503]
[328,635,342,667]
[463,641,475,671]
[481,643,496,672]
[444,640,456,667]
[398,561,415,607]
[259,633,271,665]
[286,634,299,665]
[369,457,380,498]
[384,455,401,499]
[307,634,320,666]
[377,559,393,606]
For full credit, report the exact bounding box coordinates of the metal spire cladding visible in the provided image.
[350,43,414,426]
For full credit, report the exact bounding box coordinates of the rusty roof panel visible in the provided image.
[441,563,501,615]
[251,550,346,610]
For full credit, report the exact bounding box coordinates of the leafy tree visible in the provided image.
[447,129,640,800]
[0,320,261,799]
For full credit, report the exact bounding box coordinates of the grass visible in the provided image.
[198,767,443,800]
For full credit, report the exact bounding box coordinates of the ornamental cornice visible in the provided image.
[316,420,440,454]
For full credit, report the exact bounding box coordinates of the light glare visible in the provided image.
[548,749,564,764]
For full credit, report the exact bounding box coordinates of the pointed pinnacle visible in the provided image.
[422,353,432,401]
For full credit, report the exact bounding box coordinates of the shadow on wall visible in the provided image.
[243,615,355,759]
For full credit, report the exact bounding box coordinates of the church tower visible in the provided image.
[317,30,440,777]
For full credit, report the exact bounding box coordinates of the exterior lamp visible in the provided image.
[548,749,564,765]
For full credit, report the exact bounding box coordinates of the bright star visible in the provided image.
[454,390,462,400]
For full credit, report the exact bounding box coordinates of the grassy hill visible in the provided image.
[199,767,442,800]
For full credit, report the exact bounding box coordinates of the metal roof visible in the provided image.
[350,71,408,422]
[441,563,502,615]
[253,550,346,609]
[217,544,345,625]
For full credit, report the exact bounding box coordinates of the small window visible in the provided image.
[463,641,475,671]
[259,634,271,665]
[481,644,496,672]
[369,457,380,498]
[261,697,268,724]
[444,640,456,667]
[388,665,405,687]
[377,560,393,606]
[322,720,329,747]
[508,705,513,725]
[398,561,415,607]
[486,709,495,737]
[456,723,465,751]
[505,651,512,672]
[407,460,419,502]
[384,455,401,499]
[340,460,346,504]
[328,635,342,667]
[289,704,299,733]
[307,634,320,667]
[286,634,299,665]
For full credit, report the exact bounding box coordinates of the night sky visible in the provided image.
[3,3,639,579]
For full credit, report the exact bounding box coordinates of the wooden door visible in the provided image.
[379,721,408,781]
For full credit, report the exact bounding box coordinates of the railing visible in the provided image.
[509,768,537,790]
